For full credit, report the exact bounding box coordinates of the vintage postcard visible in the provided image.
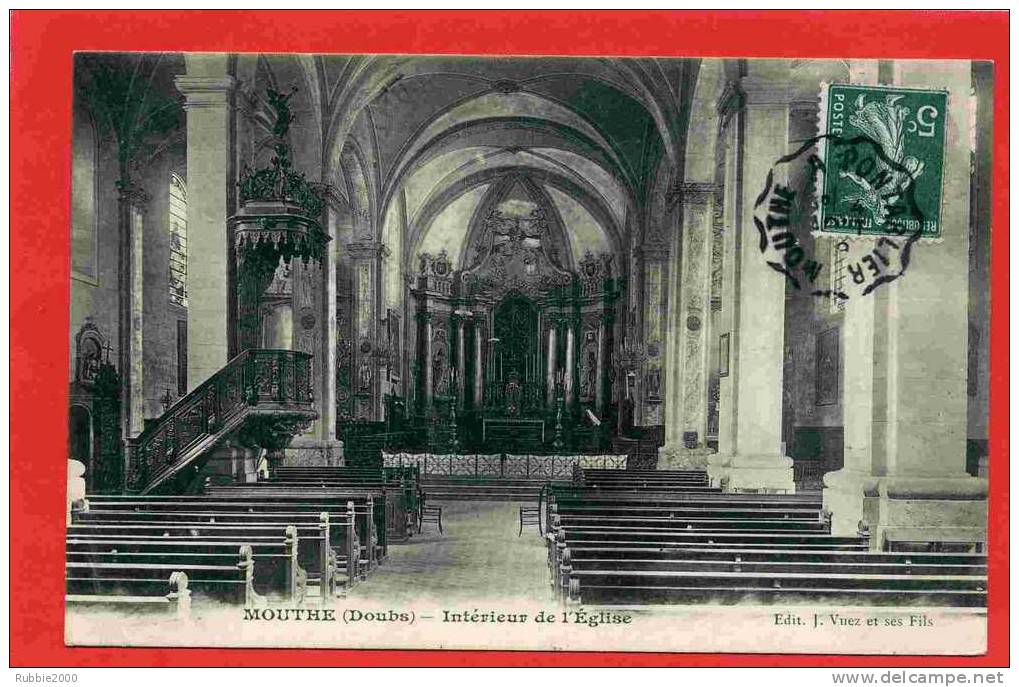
[56,48,994,656]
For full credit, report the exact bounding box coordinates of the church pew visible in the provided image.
[546,528,872,574]
[558,547,987,580]
[551,505,824,521]
[545,493,825,534]
[66,571,191,619]
[550,515,829,533]
[73,508,360,595]
[82,497,367,585]
[248,477,420,537]
[67,529,307,604]
[91,493,384,565]
[197,490,386,563]
[562,569,987,607]
[552,545,988,598]
[546,491,821,507]
[572,484,722,493]
[66,544,260,607]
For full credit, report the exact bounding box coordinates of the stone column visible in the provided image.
[175,55,234,390]
[320,186,342,463]
[347,241,387,421]
[661,184,717,469]
[594,315,608,415]
[564,321,576,407]
[546,323,558,405]
[119,188,147,438]
[282,184,344,466]
[708,74,795,493]
[454,314,467,405]
[473,316,485,408]
[824,61,988,547]
[419,312,434,409]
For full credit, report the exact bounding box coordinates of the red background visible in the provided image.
[9,10,1010,668]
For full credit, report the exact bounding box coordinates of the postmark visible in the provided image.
[753,83,949,304]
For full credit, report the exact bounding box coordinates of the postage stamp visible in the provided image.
[817,83,949,239]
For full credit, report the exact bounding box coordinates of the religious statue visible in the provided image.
[266,86,298,140]
[646,367,662,400]
[581,346,597,399]
[358,359,372,392]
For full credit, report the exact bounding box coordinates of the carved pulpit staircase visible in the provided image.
[126,88,328,494]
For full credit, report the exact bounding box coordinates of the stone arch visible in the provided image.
[406,165,624,271]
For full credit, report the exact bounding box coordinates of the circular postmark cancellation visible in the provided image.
[753,82,949,304]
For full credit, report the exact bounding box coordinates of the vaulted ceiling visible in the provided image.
[252,54,699,272]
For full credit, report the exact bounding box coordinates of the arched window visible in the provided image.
[169,173,188,307]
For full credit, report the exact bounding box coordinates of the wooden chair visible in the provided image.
[419,504,443,534]
[519,505,542,536]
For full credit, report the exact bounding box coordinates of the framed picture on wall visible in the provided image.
[718,332,730,377]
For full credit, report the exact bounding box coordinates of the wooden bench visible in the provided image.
[203,486,391,554]
[82,497,363,595]
[140,490,386,565]
[562,569,987,607]
[68,521,305,603]
[67,545,259,608]
[66,571,191,619]
[541,483,986,609]
[553,544,988,599]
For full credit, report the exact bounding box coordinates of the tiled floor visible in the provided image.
[345,500,550,604]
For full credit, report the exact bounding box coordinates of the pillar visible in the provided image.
[419,312,434,409]
[594,315,609,415]
[118,188,147,438]
[347,241,387,421]
[708,73,795,493]
[320,187,342,462]
[175,55,234,390]
[823,60,988,548]
[564,322,576,406]
[454,314,467,405]
[283,184,344,467]
[661,184,717,469]
[546,324,558,405]
[473,316,485,407]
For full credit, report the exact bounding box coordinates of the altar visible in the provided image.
[408,200,620,452]
[482,418,544,445]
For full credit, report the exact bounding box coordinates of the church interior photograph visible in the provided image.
[63,51,992,651]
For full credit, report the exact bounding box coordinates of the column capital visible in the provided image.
[310,182,347,211]
[740,77,795,107]
[175,75,236,108]
[347,241,389,260]
[116,179,150,209]
[679,181,719,203]
[667,181,719,210]
[639,242,669,260]
[716,79,743,119]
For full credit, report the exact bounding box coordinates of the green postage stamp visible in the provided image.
[818,83,948,239]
